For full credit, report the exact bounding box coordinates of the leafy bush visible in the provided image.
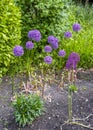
[14,0,75,69]
[0,0,21,77]
[14,0,93,71]
[12,93,44,127]
[15,0,66,43]
[72,0,93,5]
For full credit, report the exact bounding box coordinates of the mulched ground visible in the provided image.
[0,69,93,130]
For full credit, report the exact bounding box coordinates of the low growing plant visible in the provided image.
[12,93,44,127]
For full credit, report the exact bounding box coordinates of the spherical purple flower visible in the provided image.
[26,41,34,50]
[58,50,66,57]
[13,45,24,56]
[51,42,58,49]
[48,35,59,44]
[69,52,80,63]
[44,56,52,64]
[72,23,81,32]
[28,30,41,42]
[64,31,72,38]
[44,45,52,53]
[66,52,80,70]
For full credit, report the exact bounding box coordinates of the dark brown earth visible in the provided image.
[0,69,93,130]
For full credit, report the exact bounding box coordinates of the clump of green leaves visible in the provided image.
[12,93,44,127]
[0,0,21,77]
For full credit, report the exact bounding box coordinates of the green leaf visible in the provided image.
[69,85,78,93]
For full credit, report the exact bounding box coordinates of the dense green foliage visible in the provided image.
[72,0,93,5]
[14,0,93,70]
[15,0,68,43]
[14,0,75,70]
[0,0,21,77]
[12,93,44,127]
[1,0,93,78]
[62,5,93,69]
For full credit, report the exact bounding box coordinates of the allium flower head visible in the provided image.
[51,42,58,49]
[13,45,24,57]
[69,52,80,63]
[66,52,80,70]
[44,56,52,64]
[64,31,72,38]
[26,41,34,50]
[48,35,59,45]
[28,29,41,42]
[66,59,77,70]
[72,23,81,32]
[58,50,66,57]
[44,45,52,53]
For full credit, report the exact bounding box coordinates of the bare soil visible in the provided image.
[0,69,93,130]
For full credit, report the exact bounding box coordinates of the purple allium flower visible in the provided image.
[64,31,72,38]
[51,42,58,49]
[44,56,52,64]
[28,30,41,42]
[48,35,59,45]
[66,59,77,70]
[13,45,24,56]
[58,50,66,57]
[72,23,81,32]
[68,52,80,63]
[44,45,52,53]
[66,52,80,70]
[26,41,34,50]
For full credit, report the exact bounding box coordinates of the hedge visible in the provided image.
[0,0,21,77]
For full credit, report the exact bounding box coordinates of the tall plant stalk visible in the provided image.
[68,86,73,121]
[11,75,15,95]
[68,69,76,122]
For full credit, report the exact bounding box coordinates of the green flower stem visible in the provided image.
[26,50,31,81]
[41,68,45,98]
[68,68,77,121]
[68,69,75,122]
[11,75,15,95]
[68,87,73,122]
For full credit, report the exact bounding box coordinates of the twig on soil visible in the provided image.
[60,113,93,130]
[69,121,93,130]
[60,120,69,130]
[72,113,93,121]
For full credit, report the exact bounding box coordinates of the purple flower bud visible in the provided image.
[28,30,41,42]
[26,41,34,50]
[64,31,72,38]
[44,45,52,52]
[72,23,81,32]
[48,35,59,44]
[44,56,52,64]
[13,45,24,57]
[58,50,66,57]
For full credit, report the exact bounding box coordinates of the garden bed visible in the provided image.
[0,69,93,130]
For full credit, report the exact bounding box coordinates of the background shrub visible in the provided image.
[62,4,93,69]
[14,0,75,69]
[0,0,21,77]
[14,0,93,70]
